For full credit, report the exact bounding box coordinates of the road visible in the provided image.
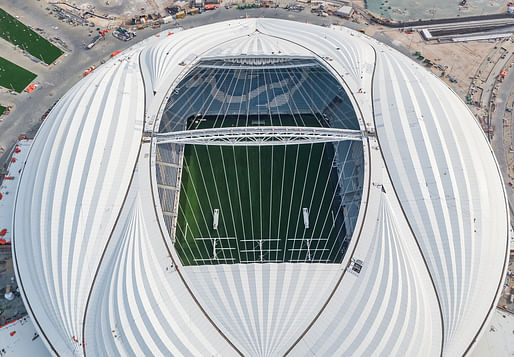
[481,44,514,108]
[491,62,514,213]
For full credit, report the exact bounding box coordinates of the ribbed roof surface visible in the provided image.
[11,18,509,356]
[13,51,145,354]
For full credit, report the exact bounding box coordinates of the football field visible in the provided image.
[175,142,348,265]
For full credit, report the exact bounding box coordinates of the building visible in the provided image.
[335,5,354,18]
[9,19,510,356]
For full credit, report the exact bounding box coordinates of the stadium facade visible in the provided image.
[10,19,510,356]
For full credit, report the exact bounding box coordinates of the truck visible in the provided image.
[162,15,174,24]
[83,65,96,77]
[87,34,102,49]
[112,27,136,41]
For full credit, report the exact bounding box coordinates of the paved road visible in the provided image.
[491,63,514,213]
[481,43,514,108]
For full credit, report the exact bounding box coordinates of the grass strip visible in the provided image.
[0,57,37,93]
[0,8,63,64]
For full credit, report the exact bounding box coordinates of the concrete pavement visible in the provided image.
[481,41,514,108]
[491,59,514,215]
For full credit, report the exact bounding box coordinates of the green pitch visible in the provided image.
[175,141,347,265]
[0,57,37,93]
[0,8,63,65]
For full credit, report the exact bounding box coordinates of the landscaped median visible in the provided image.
[0,8,63,65]
[0,57,37,93]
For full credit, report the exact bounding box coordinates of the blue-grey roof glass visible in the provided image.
[158,56,359,132]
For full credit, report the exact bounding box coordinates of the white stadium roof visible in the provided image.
[10,18,510,356]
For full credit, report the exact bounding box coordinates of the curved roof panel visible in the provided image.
[13,50,145,354]
[372,43,509,355]
[83,144,237,356]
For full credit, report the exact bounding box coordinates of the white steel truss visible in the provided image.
[154,126,363,146]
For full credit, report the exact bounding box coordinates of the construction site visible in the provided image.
[0,0,514,355]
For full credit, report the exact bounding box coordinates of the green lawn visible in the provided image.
[0,105,6,116]
[174,141,347,265]
[0,8,63,64]
[0,57,37,93]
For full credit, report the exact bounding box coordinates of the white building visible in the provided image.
[9,19,510,356]
[335,5,354,18]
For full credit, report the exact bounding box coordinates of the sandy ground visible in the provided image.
[49,0,171,18]
[384,29,498,98]
[366,0,508,22]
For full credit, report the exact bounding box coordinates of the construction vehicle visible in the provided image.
[83,65,96,77]
[162,15,174,23]
[87,35,102,49]
[87,29,109,49]
[113,27,136,41]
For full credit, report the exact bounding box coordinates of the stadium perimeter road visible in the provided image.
[0,4,374,167]
[491,64,514,215]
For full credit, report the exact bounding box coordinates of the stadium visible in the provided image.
[9,18,510,356]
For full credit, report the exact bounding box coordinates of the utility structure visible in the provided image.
[155,126,362,146]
